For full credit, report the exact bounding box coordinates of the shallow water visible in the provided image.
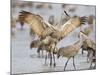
[11,26,95,74]
[11,2,96,74]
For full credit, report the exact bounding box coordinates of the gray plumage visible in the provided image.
[57,40,82,71]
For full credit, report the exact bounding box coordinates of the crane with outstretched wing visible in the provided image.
[18,10,86,66]
[19,10,86,40]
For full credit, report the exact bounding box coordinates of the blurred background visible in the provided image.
[11,0,96,39]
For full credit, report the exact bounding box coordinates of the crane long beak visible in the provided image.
[64,10,70,18]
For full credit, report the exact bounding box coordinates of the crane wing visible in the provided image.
[19,10,86,40]
[59,16,86,39]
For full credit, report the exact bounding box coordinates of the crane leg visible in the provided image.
[64,57,71,71]
[45,52,48,65]
[53,53,56,67]
[89,61,93,69]
[82,49,84,55]
[50,52,52,67]
[87,51,90,63]
[42,49,44,57]
[73,56,76,70]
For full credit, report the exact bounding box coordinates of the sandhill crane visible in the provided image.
[79,31,96,55]
[80,26,94,55]
[31,40,46,57]
[85,47,96,69]
[81,39,96,62]
[30,36,58,67]
[30,39,47,57]
[18,10,86,67]
[57,31,91,71]
[79,31,96,68]
[57,41,81,70]
[19,10,86,40]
